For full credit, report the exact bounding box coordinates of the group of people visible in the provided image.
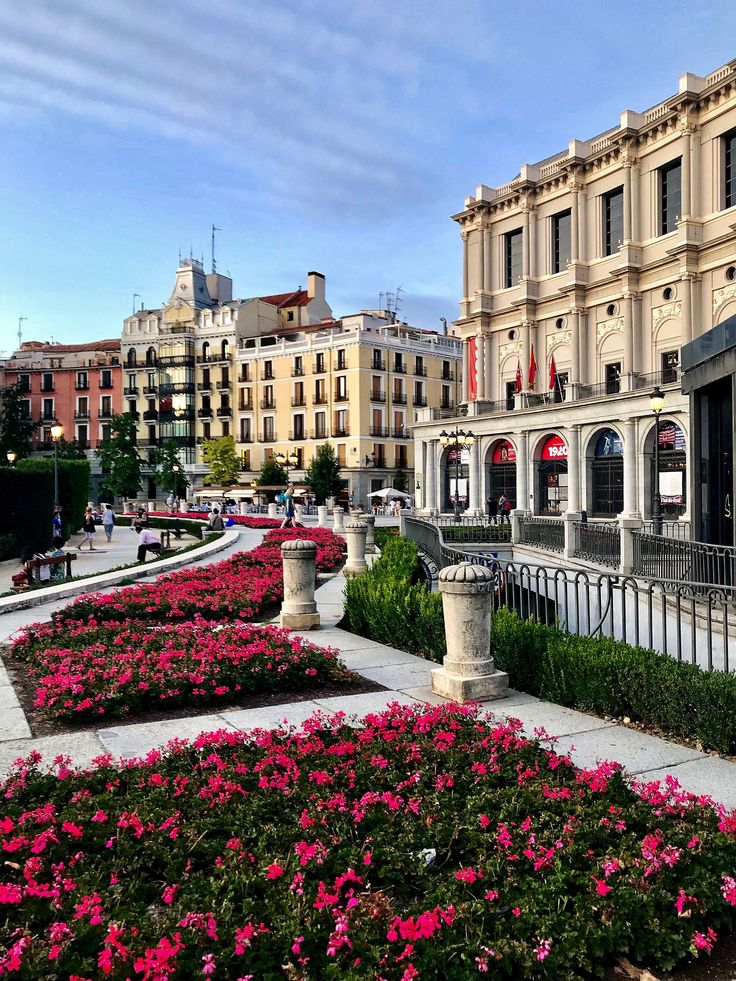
[486,494,513,523]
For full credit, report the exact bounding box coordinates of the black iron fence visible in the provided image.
[517,517,564,553]
[633,532,736,587]
[641,520,692,540]
[573,522,620,569]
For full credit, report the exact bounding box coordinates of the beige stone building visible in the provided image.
[235,311,462,504]
[415,59,736,522]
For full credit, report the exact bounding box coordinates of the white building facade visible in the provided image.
[415,60,736,523]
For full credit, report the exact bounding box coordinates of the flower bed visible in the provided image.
[2,703,736,979]
[49,527,344,625]
[136,510,282,529]
[9,620,350,722]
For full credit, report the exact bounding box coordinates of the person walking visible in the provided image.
[498,494,511,524]
[52,506,63,539]
[166,492,175,513]
[280,484,302,528]
[78,507,98,550]
[486,497,498,524]
[102,504,116,542]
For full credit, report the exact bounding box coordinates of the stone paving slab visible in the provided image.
[478,698,616,738]
[98,714,238,760]
[223,701,327,732]
[0,685,22,712]
[552,726,705,774]
[339,647,421,671]
[313,690,423,717]
[315,629,386,651]
[0,732,107,778]
[635,757,736,810]
[360,660,434,691]
[0,707,32,741]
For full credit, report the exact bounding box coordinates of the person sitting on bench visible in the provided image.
[135,523,162,562]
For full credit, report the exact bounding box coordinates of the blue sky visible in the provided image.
[0,0,733,349]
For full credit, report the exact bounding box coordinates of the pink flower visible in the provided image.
[202,953,216,974]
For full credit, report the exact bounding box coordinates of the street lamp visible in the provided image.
[50,423,63,506]
[439,427,475,521]
[172,463,181,499]
[6,451,16,466]
[649,386,666,535]
[275,451,299,477]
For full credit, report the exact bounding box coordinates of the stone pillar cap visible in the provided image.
[344,520,367,530]
[439,561,494,585]
[281,539,317,554]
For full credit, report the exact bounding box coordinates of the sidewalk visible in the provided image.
[1,544,735,810]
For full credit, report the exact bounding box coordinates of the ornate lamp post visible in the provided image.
[172,463,181,499]
[50,423,63,506]
[439,428,475,521]
[6,451,16,466]
[275,450,299,478]
[649,386,665,535]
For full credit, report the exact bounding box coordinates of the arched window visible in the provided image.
[145,346,156,367]
[654,420,687,517]
[221,338,229,360]
[486,439,517,510]
[537,435,568,515]
[126,348,137,368]
[201,341,210,364]
[591,428,623,517]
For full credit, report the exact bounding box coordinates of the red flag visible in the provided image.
[528,344,537,390]
[514,359,522,394]
[549,354,557,392]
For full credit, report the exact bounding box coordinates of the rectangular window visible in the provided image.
[18,375,30,392]
[221,421,230,437]
[335,376,347,400]
[441,384,451,409]
[293,356,303,376]
[77,425,88,448]
[505,381,517,410]
[441,360,452,380]
[263,360,273,380]
[42,372,54,392]
[77,371,88,389]
[100,369,112,389]
[240,419,252,442]
[552,210,571,273]
[552,371,568,404]
[334,409,347,436]
[148,424,157,443]
[660,159,681,235]
[241,449,251,470]
[315,353,325,373]
[372,350,384,370]
[414,382,425,405]
[394,353,404,372]
[504,229,523,287]
[661,350,679,384]
[203,422,211,440]
[77,397,88,416]
[20,399,31,419]
[293,414,305,439]
[337,444,346,466]
[314,412,326,439]
[263,417,274,441]
[603,188,624,256]
[725,129,736,209]
[101,396,112,416]
[43,398,54,419]
[605,362,621,395]
[337,349,346,370]
[414,356,425,376]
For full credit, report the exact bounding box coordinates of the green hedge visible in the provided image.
[16,457,90,538]
[114,515,204,540]
[344,537,736,755]
[0,466,54,558]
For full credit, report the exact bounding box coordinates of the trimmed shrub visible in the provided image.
[15,457,90,538]
[0,465,54,556]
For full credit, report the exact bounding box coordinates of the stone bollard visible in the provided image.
[343,521,368,577]
[280,539,320,630]
[268,502,278,519]
[332,506,345,532]
[364,514,376,553]
[317,505,329,528]
[239,501,248,516]
[431,562,508,703]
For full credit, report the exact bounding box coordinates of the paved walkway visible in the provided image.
[0,525,735,811]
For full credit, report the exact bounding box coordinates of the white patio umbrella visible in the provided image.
[367,487,409,500]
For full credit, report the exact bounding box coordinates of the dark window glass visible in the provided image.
[725,129,736,209]
[552,210,571,273]
[661,350,679,384]
[660,159,681,235]
[505,381,516,411]
[504,229,523,287]
[603,188,624,256]
[605,362,621,395]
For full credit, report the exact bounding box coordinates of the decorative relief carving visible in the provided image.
[546,330,572,351]
[651,300,682,329]
[499,341,522,359]
[595,317,624,342]
[713,283,736,314]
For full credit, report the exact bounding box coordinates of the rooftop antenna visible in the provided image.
[17,316,27,348]
[379,291,384,311]
[178,248,182,264]
[395,286,405,318]
[439,317,447,334]
[132,293,140,314]
[211,225,222,273]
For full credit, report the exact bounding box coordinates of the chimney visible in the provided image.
[307,271,325,303]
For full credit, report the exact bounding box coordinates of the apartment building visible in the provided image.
[121,259,331,495]
[414,59,736,522]
[1,339,121,452]
[235,311,462,504]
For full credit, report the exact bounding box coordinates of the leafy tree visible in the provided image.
[151,438,189,496]
[304,442,343,505]
[393,469,408,493]
[54,438,88,460]
[202,436,240,487]
[0,382,36,459]
[256,456,288,488]
[95,413,143,500]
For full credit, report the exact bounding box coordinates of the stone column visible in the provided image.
[268,502,278,518]
[468,440,481,514]
[343,521,368,576]
[239,501,248,515]
[317,505,329,528]
[681,126,692,219]
[462,229,469,301]
[475,331,485,403]
[517,431,530,514]
[280,539,320,630]
[482,225,492,291]
[461,341,469,403]
[570,182,580,261]
[332,506,345,532]
[431,562,509,702]
[483,335,493,400]
[621,417,639,517]
[522,205,531,278]
[570,308,581,393]
[476,225,484,292]
[680,274,693,344]
[364,514,376,553]
[623,293,634,389]
[427,440,438,512]
[623,155,633,242]
[566,425,582,515]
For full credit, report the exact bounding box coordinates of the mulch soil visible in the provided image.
[604,933,736,979]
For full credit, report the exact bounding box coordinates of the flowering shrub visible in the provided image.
[2,703,736,978]
[49,528,344,626]
[9,620,349,722]
[136,511,282,529]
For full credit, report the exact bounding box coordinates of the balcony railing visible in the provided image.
[143,409,158,421]
[238,371,251,383]
[371,359,386,371]
[311,429,328,440]
[73,410,90,419]
[334,392,349,402]
[198,354,230,364]
[260,432,277,442]
[158,355,194,367]
[313,395,328,405]
[216,377,231,389]
[332,427,350,437]
[414,395,428,406]
[441,370,455,381]
[100,380,114,390]
[393,363,406,373]
[291,396,306,407]
[260,371,274,381]
[414,365,428,376]
[124,386,138,395]
[632,532,736,587]
[197,382,211,392]
[159,382,195,396]
[292,367,304,377]
[239,401,254,412]
[159,410,194,422]
[572,521,621,569]
[75,382,89,391]
[392,427,409,439]
[99,408,115,419]
[394,458,408,470]
[392,393,407,404]
[143,385,157,395]
[370,391,386,402]
[198,408,213,418]
[239,433,254,444]
[517,517,564,553]
[289,430,307,441]
[41,385,55,393]
[260,398,275,409]
[370,426,389,437]
[217,406,232,417]
[313,362,326,373]
[439,400,455,411]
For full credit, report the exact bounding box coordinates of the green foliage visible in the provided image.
[344,536,446,662]
[392,468,408,493]
[15,457,90,540]
[304,442,342,504]
[201,435,240,487]
[0,381,36,459]
[150,438,189,496]
[115,514,204,540]
[256,456,288,489]
[53,438,88,460]
[95,413,143,499]
[0,464,54,556]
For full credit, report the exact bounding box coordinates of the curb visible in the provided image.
[0,530,240,614]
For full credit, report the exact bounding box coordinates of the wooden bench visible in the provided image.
[26,553,76,583]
